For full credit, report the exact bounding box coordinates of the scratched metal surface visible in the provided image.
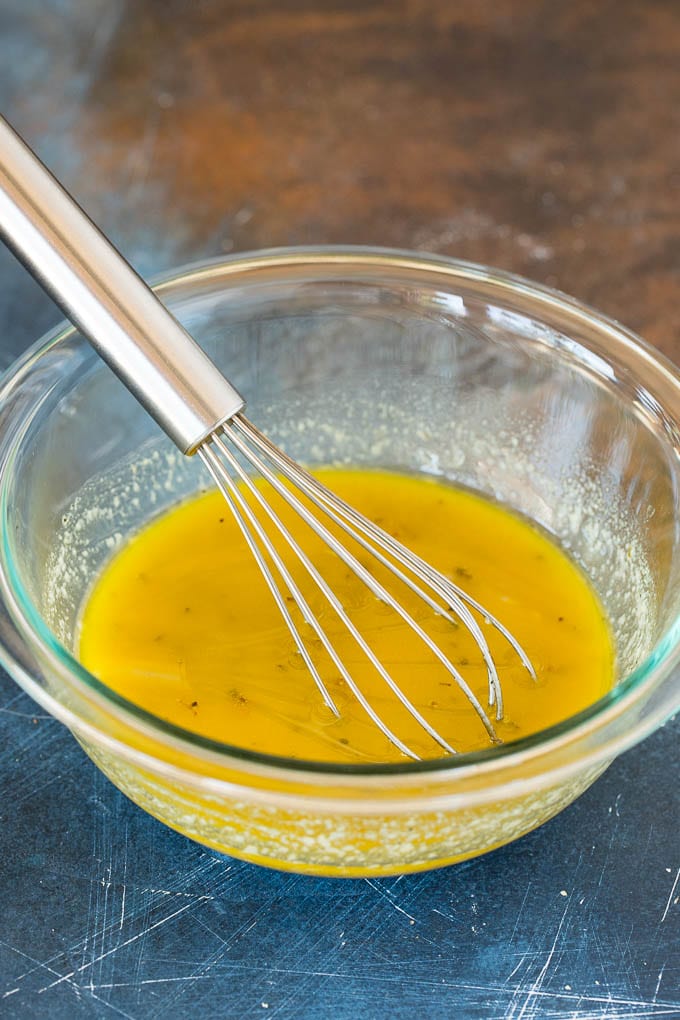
[0,2,679,1017]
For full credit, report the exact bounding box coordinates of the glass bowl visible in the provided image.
[0,247,678,877]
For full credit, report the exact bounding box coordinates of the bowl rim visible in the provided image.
[1,244,679,795]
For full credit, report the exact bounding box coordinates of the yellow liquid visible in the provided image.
[78,469,614,763]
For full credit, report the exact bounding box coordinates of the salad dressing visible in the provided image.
[79,469,614,763]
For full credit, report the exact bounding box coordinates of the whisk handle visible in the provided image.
[0,114,244,454]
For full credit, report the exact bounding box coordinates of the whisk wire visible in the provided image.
[196,415,532,756]
[231,417,505,717]
[198,442,340,717]
[220,423,496,744]
[202,432,458,758]
[232,417,536,698]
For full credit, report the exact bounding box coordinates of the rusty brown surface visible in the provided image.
[2,0,680,354]
[1,8,680,1015]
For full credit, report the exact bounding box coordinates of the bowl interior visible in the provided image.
[4,254,680,763]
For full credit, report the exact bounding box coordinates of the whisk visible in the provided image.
[0,115,534,760]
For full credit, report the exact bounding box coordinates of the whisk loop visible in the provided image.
[199,415,536,760]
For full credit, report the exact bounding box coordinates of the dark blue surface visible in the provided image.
[1,679,679,1018]
[0,3,679,1017]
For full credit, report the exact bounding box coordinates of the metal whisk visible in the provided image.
[0,115,534,759]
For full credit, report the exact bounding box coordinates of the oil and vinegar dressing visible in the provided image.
[78,469,614,763]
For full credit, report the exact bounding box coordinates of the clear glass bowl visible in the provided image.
[0,247,678,877]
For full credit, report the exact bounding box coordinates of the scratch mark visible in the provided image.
[512,896,571,1020]
[363,878,417,923]
[119,822,128,932]
[506,955,529,984]
[118,884,127,932]
[86,976,211,990]
[144,908,264,1019]
[0,938,82,994]
[38,900,196,993]
[0,707,50,718]
[660,868,679,923]
[140,887,214,900]
[2,855,229,1004]
[142,876,301,1020]
[5,951,66,990]
[83,989,136,1020]
[653,965,666,1002]
[509,884,533,947]
[60,959,680,1017]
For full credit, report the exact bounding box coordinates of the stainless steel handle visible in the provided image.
[0,115,244,454]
